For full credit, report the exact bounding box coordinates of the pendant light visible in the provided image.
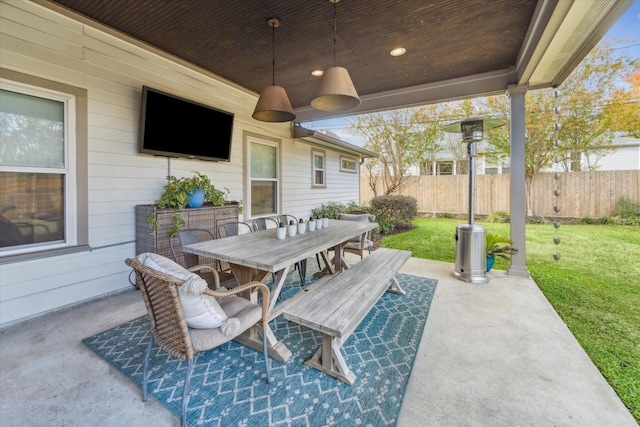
[311,0,360,112]
[252,18,296,122]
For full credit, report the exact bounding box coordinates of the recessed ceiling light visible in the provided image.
[311,69,324,77]
[390,47,406,57]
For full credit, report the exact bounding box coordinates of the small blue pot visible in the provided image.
[486,255,495,272]
[186,189,205,208]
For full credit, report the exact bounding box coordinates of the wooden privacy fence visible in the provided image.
[360,170,640,218]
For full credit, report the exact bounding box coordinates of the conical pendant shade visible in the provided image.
[253,85,296,122]
[311,67,361,112]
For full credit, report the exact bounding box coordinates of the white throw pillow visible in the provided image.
[137,253,229,329]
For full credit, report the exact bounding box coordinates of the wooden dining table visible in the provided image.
[183,219,377,362]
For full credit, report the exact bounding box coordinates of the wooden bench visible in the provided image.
[283,248,412,385]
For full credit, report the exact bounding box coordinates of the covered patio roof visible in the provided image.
[45,0,632,121]
[37,0,633,278]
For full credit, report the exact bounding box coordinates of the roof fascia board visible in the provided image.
[547,0,633,87]
[292,125,379,158]
[293,68,515,122]
[517,0,633,90]
[515,0,562,85]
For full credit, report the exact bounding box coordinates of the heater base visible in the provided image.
[452,270,489,284]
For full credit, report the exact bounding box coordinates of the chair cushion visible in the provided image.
[189,295,262,351]
[338,213,371,242]
[344,239,373,251]
[136,253,229,330]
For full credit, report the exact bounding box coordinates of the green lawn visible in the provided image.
[381,218,640,421]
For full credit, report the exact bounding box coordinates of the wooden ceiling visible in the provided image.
[44,0,625,122]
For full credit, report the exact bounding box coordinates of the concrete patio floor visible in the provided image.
[0,255,636,427]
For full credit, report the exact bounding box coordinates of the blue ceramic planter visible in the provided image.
[186,189,205,208]
[486,255,495,272]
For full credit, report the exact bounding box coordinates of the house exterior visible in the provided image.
[569,136,640,172]
[0,1,375,325]
[418,136,640,177]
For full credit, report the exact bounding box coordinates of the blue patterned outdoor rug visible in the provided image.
[83,261,437,427]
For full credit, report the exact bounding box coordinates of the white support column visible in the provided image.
[507,84,530,278]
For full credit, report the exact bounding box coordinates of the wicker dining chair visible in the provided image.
[169,228,235,287]
[337,212,375,259]
[125,257,271,427]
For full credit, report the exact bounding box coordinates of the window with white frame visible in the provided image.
[436,161,453,175]
[312,149,326,187]
[340,155,357,173]
[0,78,82,256]
[247,136,279,217]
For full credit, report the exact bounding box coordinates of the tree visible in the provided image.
[348,108,424,196]
[556,41,631,171]
[414,103,464,175]
[482,40,638,214]
[605,68,640,138]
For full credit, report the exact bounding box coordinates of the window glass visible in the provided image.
[0,172,65,247]
[340,156,357,173]
[456,160,468,175]
[249,139,278,217]
[312,150,325,186]
[0,88,69,251]
[250,181,276,215]
[250,142,276,179]
[436,161,453,175]
[1,89,64,168]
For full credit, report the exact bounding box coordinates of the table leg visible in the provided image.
[228,263,269,301]
[268,266,290,313]
[313,244,349,278]
[229,263,293,363]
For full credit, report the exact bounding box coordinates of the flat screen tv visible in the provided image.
[138,86,234,162]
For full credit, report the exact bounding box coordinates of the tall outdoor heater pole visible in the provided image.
[443,118,505,283]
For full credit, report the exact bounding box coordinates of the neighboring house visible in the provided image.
[564,136,640,172]
[0,3,375,325]
[417,136,640,176]
[415,140,511,176]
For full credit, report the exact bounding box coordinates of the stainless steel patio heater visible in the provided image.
[442,118,505,283]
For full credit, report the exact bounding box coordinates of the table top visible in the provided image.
[183,219,376,272]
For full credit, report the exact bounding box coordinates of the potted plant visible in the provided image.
[486,233,518,271]
[155,172,228,210]
[147,172,235,235]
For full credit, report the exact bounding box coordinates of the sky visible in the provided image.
[303,1,640,147]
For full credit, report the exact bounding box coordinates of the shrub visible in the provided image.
[526,216,548,225]
[612,216,640,226]
[370,195,418,224]
[599,216,614,225]
[486,211,510,223]
[312,201,372,219]
[613,197,640,220]
[441,212,453,219]
[578,216,593,225]
[312,201,348,219]
[376,220,394,235]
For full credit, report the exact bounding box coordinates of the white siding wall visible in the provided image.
[585,145,640,171]
[279,140,361,220]
[0,0,362,325]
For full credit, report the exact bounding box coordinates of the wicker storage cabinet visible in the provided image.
[135,204,239,264]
